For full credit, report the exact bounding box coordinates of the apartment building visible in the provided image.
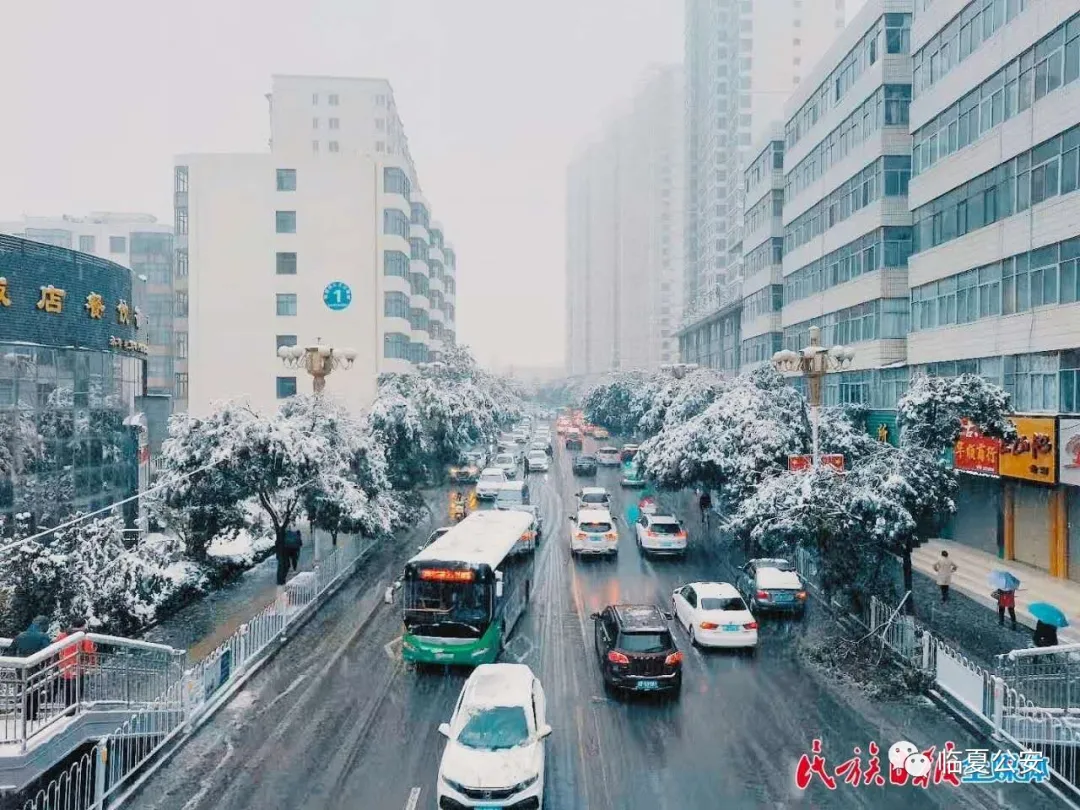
[906,0,1080,576]
[0,213,175,398]
[681,0,844,370]
[565,66,684,375]
[177,75,457,417]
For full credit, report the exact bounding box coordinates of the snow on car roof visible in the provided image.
[647,515,681,525]
[463,663,535,708]
[581,486,608,495]
[689,581,740,598]
[527,449,547,456]
[480,467,506,476]
[577,508,613,521]
[756,568,802,589]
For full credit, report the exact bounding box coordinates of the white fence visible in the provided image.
[15,534,372,810]
[795,547,1080,799]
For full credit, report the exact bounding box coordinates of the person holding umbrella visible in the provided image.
[1029,602,1068,648]
[988,570,1020,629]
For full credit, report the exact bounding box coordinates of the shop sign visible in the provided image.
[1060,418,1080,488]
[1000,416,1057,484]
[788,454,844,472]
[954,418,1001,476]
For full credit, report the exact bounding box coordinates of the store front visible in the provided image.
[1062,418,1080,582]
[1000,416,1057,574]
[945,420,1002,555]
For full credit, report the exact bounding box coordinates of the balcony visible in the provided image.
[409,258,429,277]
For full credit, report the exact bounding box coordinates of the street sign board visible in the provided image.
[323,281,352,311]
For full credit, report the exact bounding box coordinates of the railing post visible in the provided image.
[93,741,108,808]
[922,631,932,671]
[991,676,1004,741]
[19,669,27,753]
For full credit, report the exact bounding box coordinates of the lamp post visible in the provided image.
[771,326,855,468]
[277,339,357,394]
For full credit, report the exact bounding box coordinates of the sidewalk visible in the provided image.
[911,539,1080,668]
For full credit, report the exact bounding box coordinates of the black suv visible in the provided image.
[572,455,598,476]
[591,605,682,696]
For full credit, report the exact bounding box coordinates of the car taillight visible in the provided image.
[664,651,683,666]
[756,590,770,601]
[675,531,687,539]
[574,532,586,541]
[699,621,719,630]
[645,530,656,538]
[604,532,617,540]
[744,621,759,630]
[797,591,808,600]
[607,651,630,665]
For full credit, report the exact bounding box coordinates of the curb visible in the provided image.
[108,540,379,809]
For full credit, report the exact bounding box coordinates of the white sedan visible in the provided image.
[493,452,519,479]
[525,450,550,473]
[671,582,758,650]
[475,468,508,499]
[437,663,551,809]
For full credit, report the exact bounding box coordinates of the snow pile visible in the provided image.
[206,529,275,565]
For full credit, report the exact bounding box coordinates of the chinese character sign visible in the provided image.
[0,277,10,307]
[954,436,1000,476]
[85,292,106,319]
[788,455,812,472]
[1000,416,1057,484]
[36,285,66,314]
[1061,419,1080,488]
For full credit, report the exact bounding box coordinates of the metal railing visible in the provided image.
[997,643,1080,712]
[0,634,184,750]
[15,533,372,810]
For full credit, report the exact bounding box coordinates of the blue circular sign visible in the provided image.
[323,281,352,311]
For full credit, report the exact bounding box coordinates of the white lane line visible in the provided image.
[257,672,309,716]
[403,786,421,810]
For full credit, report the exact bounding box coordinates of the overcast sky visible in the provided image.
[0,0,687,370]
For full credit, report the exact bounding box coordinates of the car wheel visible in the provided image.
[689,626,698,647]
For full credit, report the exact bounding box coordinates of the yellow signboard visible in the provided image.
[999,416,1057,484]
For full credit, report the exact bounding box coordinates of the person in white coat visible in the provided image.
[933,550,957,603]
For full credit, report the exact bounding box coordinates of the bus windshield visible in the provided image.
[403,578,492,638]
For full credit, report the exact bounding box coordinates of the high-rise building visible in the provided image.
[681,0,844,369]
[0,213,175,398]
[565,66,684,376]
[176,75,457,417]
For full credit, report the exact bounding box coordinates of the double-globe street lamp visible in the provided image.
[277,340,357,394]
[771,325,856,469]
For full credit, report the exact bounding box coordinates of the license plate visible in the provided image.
[662,541,676,547]
[723,624,739,631]
[591,537,604,542]
[775,593,793,602]
[477,806,500,810]
[636,680,659,691]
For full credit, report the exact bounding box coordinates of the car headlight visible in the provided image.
[508,774,539,792]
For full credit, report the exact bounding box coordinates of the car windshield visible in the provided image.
[579,521,612,533]
[576,456,596,464]
[582,493,608,504]
[496,455,514,465]
[529,452,546,460]
[456,706,530,751]
[648,521,682,534]
[618,632,671,653]
[481,471,504,482]
[701,596,746,611]
[756,559,794,571]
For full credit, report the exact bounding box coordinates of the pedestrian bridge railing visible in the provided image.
[8,533,372,810]
[996,644,1080,713]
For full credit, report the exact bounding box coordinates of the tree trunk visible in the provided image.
[902,541,915,615]
[274,524,289,585]
[331,530,338,547]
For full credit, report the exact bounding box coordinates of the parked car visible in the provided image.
[475,467,509,500]
[671,582,758,650]
[576,486,611,511]
[436,664,551,809]
[572,455,598,476]
[591,604,682,696]
[569,508,618,557]
[634,514,688,556]
[736,560,807,615]
[596,446,621,467]
[525,450,550,473]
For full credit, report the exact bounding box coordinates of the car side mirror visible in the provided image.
[569,515,576,522]
[538,724,553,739]
[437,722,453,739]
[589,612,600,621]
[662,611,674,621]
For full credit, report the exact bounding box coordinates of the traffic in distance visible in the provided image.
[415,409,795,810]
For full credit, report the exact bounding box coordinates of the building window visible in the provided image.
[109,236,127,254]
[312,140,319,153]
[276,334,298,350]
[383,332,410,359]
[276,252,297,275]
[78,235,95,253]
[276,169,297,191]
[276,293,297,316]
[313,117,319,129]
[383,209,409,238]
[276,211,297,233]
[174,372,189,399]
[329,94,339,106]
[384,250,410,278]
[384,167,411,197]
[376,94,386,106]
[375,141,385,152]
[329,141,340,153]
[176,248,188,277]
[175,291,188,317]
[276,376,298,399]
[410,238,428,261]
[885,12,911,54]
[175,331,188,359]
[175,165,189,193]
[312,93,319,105]
[375,118,385,131]
[329,118,339,129]
[384,291,410,319]
[176,207,188,235]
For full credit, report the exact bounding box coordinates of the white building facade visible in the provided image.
[779,0,915,407]
[681,0,844,370]
[0,213,176,398]
[177,75,457,417]
[565,66,684,375]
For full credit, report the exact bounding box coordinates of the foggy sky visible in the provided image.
[0,0,683,370]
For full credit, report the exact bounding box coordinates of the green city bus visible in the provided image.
[402,510,535,666]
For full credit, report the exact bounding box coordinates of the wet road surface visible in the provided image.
[127,436,1067,810]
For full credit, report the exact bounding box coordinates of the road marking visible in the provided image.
[257,672,309,716]
[385,635,403,661]
[403,787,421,810]
[181,738,234,810]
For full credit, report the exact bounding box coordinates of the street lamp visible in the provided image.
[772,325,855,468]
[277,339,357,394]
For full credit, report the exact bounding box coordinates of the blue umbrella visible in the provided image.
[988,570,1021,591]
[1028,602,1070,628]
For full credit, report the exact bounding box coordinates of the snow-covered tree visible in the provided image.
[582,372,660,436]
[897,373,1015,452]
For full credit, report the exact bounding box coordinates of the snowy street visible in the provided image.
[124,440,1063,810]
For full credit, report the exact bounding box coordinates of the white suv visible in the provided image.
[635,514,688,556]
[570,508,618,557]
[475,467,508,500]
[437,663,550,809]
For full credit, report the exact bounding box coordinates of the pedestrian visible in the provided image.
[994,589,1017,629]
[1033,620,1058,648]
[54,618,96,714]
[12,615,53,723]
[284,528,303,572]
[933,550,957,602]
